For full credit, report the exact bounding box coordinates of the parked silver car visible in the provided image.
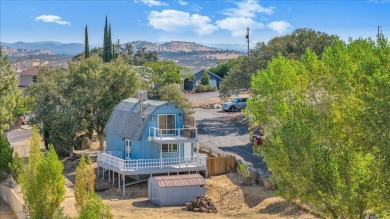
[222,97,248,112]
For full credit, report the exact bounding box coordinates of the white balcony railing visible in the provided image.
[97,151,207,172]
[148,127,197,141]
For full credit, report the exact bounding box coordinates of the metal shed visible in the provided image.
[148,174,205,206]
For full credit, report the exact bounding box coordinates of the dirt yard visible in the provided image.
[61,158,318,219]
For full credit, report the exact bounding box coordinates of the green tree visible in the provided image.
[220,28,336,98]
[0,48,21,131]
[68,56,139,151]
[142,61,188,88]
[247,37,390,218]
[0,132,13,180]
[28,67,79,155]
[74,156,95,212]
[79,192,113,219]
[85,25,90,59]
[157,84,192,115]
[208,59,238,78]
[103,16,108,62]
[200,72,210,86]
[20,128,65,219]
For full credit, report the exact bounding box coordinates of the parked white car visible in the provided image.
[222,97,248,112]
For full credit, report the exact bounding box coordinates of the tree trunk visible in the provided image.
[98,133,105,151]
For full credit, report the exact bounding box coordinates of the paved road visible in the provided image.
[185,91,220,101]
[193,108,268,172]
[6,128,32,144]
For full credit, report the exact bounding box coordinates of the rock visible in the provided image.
[81,137,91,149]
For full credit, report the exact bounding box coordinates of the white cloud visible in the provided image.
[35,15,71,26]
[223,0,274,18]
[216,17,264,37]
[135,0,167,7]
[178,0,188,6]
[267,21,291,34]
[148,10,217,35]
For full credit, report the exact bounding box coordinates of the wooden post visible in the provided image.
[112,171,115,186]
[108,169,110,182]
[179,143,181,168]
[160,143,162,169]
[102,168,105,181]
[122,174,125,196]
[118,173,121,190]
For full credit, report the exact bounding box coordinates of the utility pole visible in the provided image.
[246,27,250,56]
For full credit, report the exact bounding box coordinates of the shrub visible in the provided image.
[194,85,217,93]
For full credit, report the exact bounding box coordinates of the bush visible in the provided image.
[194,85,217,93]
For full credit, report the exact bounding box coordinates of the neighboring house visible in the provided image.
[183,69,222,91]
[17,67,40,87]
[97,92,207,195]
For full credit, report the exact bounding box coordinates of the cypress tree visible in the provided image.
[108,24,112,62]
[103,16,108,62]
[84,25,90,59]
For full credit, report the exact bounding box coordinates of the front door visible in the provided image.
[184,143,192,158]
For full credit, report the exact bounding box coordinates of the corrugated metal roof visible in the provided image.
[104,98,168,140]
[152,174,205,188]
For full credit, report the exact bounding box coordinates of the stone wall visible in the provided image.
[0,178,27,219]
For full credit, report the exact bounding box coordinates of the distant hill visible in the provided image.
[130,40,222,52]
[1,41,84,55]
[1,45,71,72]
[1,40,244,69]
[128,41,243,67]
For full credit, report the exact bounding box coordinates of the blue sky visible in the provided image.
[1,0,389,49]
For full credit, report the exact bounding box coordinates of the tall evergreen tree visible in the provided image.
[84,25,90,59]
[108,24,113,62]
[103,16,108,62]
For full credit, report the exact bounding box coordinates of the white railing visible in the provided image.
[148,127,197,140]
[97,152,207,172]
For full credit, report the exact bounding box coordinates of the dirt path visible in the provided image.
[60,159,318,219]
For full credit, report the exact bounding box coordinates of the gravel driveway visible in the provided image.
[193,108,268,171]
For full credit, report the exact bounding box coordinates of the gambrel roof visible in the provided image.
[104,98,169,141]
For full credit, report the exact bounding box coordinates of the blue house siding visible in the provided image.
[106,101,192,160]
[106,134,124,156]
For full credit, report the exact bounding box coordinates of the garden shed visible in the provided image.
[148,174,206,206]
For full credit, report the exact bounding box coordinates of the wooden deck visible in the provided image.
[97,152,207,175]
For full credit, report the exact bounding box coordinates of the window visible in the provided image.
[124,139,131,159]
[158,114,176,134]
[32,75,37,83]
[162,143,178,153]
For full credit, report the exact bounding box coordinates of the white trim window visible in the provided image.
[124,139,131,159]
[162,143,178,153]
[158,114,176,135]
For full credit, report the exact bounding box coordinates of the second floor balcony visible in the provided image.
[148,127,198,143]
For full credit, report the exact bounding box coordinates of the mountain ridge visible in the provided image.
[1,40,241,55]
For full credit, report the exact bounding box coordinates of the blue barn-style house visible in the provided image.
[97,91,206,195]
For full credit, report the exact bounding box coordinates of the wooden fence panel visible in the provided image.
[207,156,237,176]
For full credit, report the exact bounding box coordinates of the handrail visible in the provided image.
[97,152,206,172]
[148,127,197,139]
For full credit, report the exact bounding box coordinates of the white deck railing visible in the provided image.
[97,151,207,172]
[148,127,197,140]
